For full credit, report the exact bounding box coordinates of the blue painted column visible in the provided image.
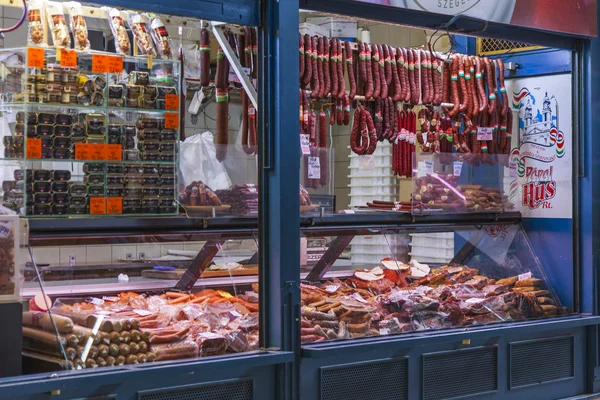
[258,0,300,399]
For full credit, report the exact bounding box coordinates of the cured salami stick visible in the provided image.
[443,58,451,104]
[309,108,317,145]
[505,109,513,157]
[431,52,441,105]
[378,45,388,99]
[330,39,339,99]
[299,35,305,84]
[329,102,336,126]
[497,58,509,117]
[215,88,229,161]
[337,39,346,98]
[371,44,381,99]
[345,41,356,100]
[423,50,433,104]
[323,39,331,97]
[302,34,312,88]
[458,55,468,113]
[463,56,474,116]
[374,98,383,141]
[499,110,508,154]
[313,37,324,98]
[448,55,461,117]
[358,42,366,94]
[484,57,497,114]
[407,49,417,104]
[350,107,368,155]
[469,56,479,117]
[241,90,253,155]
[383,44,393,86]
[336,97,343,126]
[391,48,402,101]
[251,28,258,80]
[311,37,320,98]
[365,108,377,155]
[343,95,351,125]
[248,102,257,154]
[302,90,309,133]
[318,109,328,148]
[199,29,211,87]
[382,98,391,140]
[474,57,487,114]
[364,44,374,99]
[399,48,410,103]
[413,49,421,104]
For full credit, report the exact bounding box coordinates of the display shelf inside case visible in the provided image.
[0,47,181,218]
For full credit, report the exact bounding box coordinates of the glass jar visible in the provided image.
[62,85,79,104]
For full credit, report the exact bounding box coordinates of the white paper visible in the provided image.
[453,161,463,177]
[518,271,532,281]
[359,155,374,170]
[424,160,434,175]
[133,309,152,316]
[308,156,321,179]
[325,285,340,294]
[300,134,311,155]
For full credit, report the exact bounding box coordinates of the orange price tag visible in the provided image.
[104,144,122,161]
[165,94,179,110]
[27,47,45,68]
[75,143,91,160]
[89,144,105,161]
[26,138,42,159]
[106,197,122,214]
[60,49,77,68]
[90,197,106,215]
[92,54,123,73]
[164,113,179,129]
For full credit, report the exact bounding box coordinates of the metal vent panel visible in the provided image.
[477,38,544,55]
[510,336,574,389]
[320,358,408,400]
[423,346,497,400]
[138,379,253,400]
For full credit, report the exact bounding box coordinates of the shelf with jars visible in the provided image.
[0,47,181,218]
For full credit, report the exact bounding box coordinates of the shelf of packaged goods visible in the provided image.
[14,158,177,164]
[0,102,180,114]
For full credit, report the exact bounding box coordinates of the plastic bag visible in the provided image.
[65,2,90,51]
[127,12,156,56]
[149,16,174,59]
[183,44,201,80]
[105,7,130,55]
[46,1,71,49]
[27,0,46,46]
[180,131,232,191]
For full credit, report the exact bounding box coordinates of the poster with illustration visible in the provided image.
[505,73,572,219]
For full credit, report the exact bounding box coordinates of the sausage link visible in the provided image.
[484,57,497,114]
[315,37,325,98]
[323,38,331,97]
[309,108,317,144]
[371,44,381,99]
[448,55,460,117]
[343,95,351,125]
[330,39,339,98]
[215,88,229,161]
[378,45,388,99]
[458,55,468,113]
[358,42,366,93]
[365,108,377,155]
[199,29,211,87]
[420,50,431,104]
[318,110,327,148]
[400,48,410,103]
[311,36,320,98]
[431,52,441,105]
[329,103,335,126]
[463,56,474,116]
[382,98,390,141]
[407,49,417,104]
[336,97,343,126]
[299,34,304,84]
[391,47,402,101]
[337,39,346,98]
[469,56,479,117]
[442,57,451,104]
[345,41,356,100]
[497,58,509,117]
[383,44,392,86]
[412,49,421,104]
[374,98,383,141]
[302,34,312,88]
[350,107,364,154]
[364,44,374,99]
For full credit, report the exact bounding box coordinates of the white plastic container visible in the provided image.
[409,233,454,249]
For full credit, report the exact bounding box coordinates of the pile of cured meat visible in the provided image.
[300,259,566,343]
[298,35,513,179]
[23,289,260,369]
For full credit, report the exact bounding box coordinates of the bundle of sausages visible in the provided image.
[300,94,332,189]
[178,180,222,207]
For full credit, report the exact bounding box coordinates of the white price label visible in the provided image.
[509,161,517,179]
[308,156,320,179]
[300,134,311,155]
[133,309,153,316]
[477,127,493,141]
[342,209,355,214]
[518,271,532,281]
[453,161,463,177]
[351,292,368,304]
[90,297,104,306]
[417,161,426,178]
[380,328,390,335]
[422,132,428,145]
[228,67,251,84]
[359,155,374,170]
[230,310,243,318]
[424,159,434,175]
[102,296,119,302]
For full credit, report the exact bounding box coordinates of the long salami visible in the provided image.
[458,55,468,113]
[330,39,339,98]
[469,56,479,117]
[400,48,411,103]
[475,56,488,114]
[311,36,320,98]
[407,49,418,104]
[391,47,402,101]
[383,44,393,86]
[378,45,388,99]
[371,44,381,99]
[497,58,509,117]
[448,55,460,117]
[302,34,312,88]
[345,41,356,99]
[364,44,374,99]
[484,57,497,115]
[323,38,331,97]
[199,29,211,87]
[299,34,304,84]
[413,49,421,104]
[337,39,346,98]
[431,52,441,106]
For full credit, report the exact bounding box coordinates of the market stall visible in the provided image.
[295,1,600,399]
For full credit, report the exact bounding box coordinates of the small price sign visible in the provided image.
[477,127,493,141]
[165,94,179,110]
[104,144,122,161]
[89,197,106,215]
[26,138,42,159]
[27,47,45,68]
[308,156,321,179]
[75,143,91,160]
[89,144,105,161]
[300,134,310,155]
[453,161,463,177]
[106,197,122,214]
[92,54,123,73]
[164,113,179,129]
[60,49,77,68]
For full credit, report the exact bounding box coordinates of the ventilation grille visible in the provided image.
[477,38,544,55]
[320,358,408,400]
[510,336,574,389]
[139,379,253,400]
[423,347,497,400]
